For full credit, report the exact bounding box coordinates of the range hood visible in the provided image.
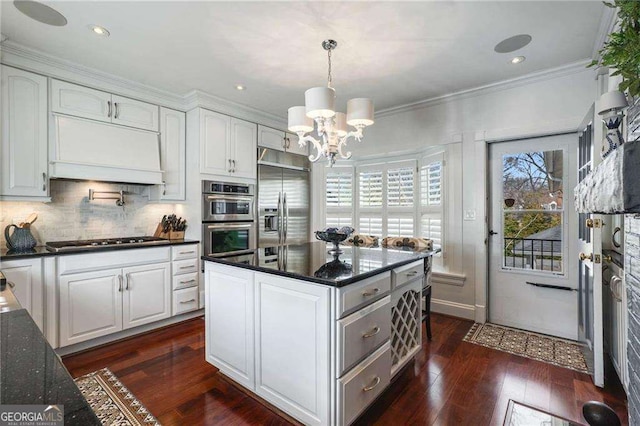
[50,115,163,185]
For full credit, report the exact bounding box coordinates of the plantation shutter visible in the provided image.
[359,170,383,207]
[325,167,354,228]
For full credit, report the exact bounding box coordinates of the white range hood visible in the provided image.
[50,115,163,184]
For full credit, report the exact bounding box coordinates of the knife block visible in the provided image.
[153,223,171,239]
[169,231,185,240]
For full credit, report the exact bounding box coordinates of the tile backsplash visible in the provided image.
[0,180,183,248]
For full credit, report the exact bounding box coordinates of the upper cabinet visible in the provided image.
[258,125,307,157]
[51,79,159,132]
[150,107,186,201]
[111,94,159,131]
[194,108,257,180]
[0,66,49,200]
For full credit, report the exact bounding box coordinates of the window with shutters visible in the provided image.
[325,167,354,228]
[420,153,444,255]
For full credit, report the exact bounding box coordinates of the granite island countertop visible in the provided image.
[202,241,439,287]
[0,280,100,425]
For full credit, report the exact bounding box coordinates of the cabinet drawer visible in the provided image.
[392,260,424,290]
[173,286,199,315]
[172,272,198,290]
[337,296,390,377]
[338,342,391,426]
[172,244,198,261]
[173,258,198,275]
[336,272,391,318]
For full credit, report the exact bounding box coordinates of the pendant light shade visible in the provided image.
[288,106,314,133]
[305,87,336,118]
[346,98,374,126]
[334,112,348,137]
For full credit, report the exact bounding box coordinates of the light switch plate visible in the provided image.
[464,210,476,221]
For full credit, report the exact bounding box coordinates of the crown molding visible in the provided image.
[376,59,592,119]
[183,90,286,130]
[0,40,286,128]
[591,4,617,60]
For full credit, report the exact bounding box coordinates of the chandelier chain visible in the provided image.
[327,48,332,88]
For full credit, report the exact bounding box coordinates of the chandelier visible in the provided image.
[287,39,374,166]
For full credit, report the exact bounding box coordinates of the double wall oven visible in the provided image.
[202,181,256,257]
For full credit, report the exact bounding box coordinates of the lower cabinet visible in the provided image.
[205,264,255,390]
[254,272,331,426]
[59,262,170,347]
[1,258,45,331]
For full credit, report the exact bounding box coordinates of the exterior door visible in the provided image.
[488,134,578,340]
[577,107,604,387]
[122,263,171,329]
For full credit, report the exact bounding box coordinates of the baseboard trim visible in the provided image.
[431,298,475,320]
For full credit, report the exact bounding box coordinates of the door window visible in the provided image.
[502,150,564,274]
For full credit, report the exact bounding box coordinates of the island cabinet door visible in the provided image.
[205,264,255,390]
[253,273,331,426]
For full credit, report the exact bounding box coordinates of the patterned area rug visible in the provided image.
[463,323,588,374]
[74,368,161,426]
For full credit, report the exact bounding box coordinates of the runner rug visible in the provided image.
[463,322,589,374]
[74,367,161,426]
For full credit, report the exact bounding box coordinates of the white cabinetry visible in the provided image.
[1,65,49,199]
[0,258,45,331]
[205,264,255,390]
[254,272,330,426]
[171,244,199,315]
[150,107,186,201]
[258,125,307,156]
[110,94,159,131]
[193,108,257,179]
[51,79,158,131]
[122,263,171,329]
[58,247,172,347]
[59,268,123,346]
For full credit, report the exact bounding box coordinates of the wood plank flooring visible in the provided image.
[63,314,628,425]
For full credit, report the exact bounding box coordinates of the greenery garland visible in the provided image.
[589,0,640,97]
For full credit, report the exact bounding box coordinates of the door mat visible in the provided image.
[504,400,583,425]
[463,323,589,374]
[74,367,161,426]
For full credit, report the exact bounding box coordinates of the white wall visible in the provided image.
[316,64,597,319]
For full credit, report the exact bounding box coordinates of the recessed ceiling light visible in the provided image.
[88,25,110,37]
[13,0,67,26]
[511,56,526,64]
[494,34,532,53]
[235,84,245,91]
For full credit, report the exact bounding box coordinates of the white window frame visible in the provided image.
[419,151,445,265]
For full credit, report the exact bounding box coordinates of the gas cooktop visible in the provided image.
[45,236,170,252]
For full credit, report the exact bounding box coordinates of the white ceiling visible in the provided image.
[1,1,605,117]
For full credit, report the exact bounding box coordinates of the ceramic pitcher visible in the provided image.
[4,224,37,251]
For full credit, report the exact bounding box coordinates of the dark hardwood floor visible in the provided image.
[63,314,628,425]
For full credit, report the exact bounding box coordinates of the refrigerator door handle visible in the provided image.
[283,193,288,243]
[277,192,283,244]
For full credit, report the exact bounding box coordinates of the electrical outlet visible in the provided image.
[464,210,476,221]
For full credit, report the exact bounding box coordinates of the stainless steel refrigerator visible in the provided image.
[258,147,310,247]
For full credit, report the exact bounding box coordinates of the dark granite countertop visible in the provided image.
[0,239,199,261]
[202,241,438,287]
[0,288,100,425]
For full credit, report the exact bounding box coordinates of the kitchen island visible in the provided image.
[203,241,437,426]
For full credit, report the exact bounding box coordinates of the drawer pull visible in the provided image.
[362,288,379,297]
[179,265,193,270]
[7,282,15,289]
[179,250,195,255]
[180,279,196,285]
[363,376,381,392]
[362,326,380,339]
[406,271,419,277]
[179,299,196,304]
